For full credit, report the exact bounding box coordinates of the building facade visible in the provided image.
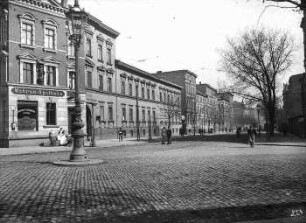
[283,73,305,137]
[0,0,69,147]
[153,70,197,134]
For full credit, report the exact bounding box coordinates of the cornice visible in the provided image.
[10,0,66,18]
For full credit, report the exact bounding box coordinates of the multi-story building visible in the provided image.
[0,0,68,147]
[217,92,233,132]
[115,60,182,139]
[283,73,305,137]
[153,70,197,134]
[196,83,219,132]
[0,0,182,147]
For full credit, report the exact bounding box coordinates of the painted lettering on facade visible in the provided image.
[11,87,65,97]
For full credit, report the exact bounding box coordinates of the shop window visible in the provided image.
[46,103,56,125]
[17,101,38,131]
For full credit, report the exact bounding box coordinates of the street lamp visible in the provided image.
[256,104,261,136]
[68,0,88,161]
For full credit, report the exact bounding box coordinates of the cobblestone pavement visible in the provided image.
[0,140,306,223]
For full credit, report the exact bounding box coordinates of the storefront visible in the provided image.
[1,85,69,147]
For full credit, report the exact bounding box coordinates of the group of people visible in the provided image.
[161,127,172,145]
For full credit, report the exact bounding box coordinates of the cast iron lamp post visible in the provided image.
[68,0,88,161]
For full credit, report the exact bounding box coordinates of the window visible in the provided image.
[46,66,56,86]
[46,103,56,125]
[121,80,125,94]
[148,110,151,121]
[23,62,33,84]
[129,83,133,96]
[44,28,55,49]
[98,44,103,61]
[122,107,126,121]
[107,48,112,64]
[99,105,104,121]
[68,71,75,89]
[141,86,145,98]
[142,109,145,121]
[147,88,150,100]
[87,71,92,88]
[160,92,162,102]
[86,38,92,57]
[107,77,112,92]
[21,23,33,45]
[36,63,44,85]
[68,41,75,57]
[108,105,113,121]
[135,84,139,97]
[99,74,103,90]
[152,89,155,100]
[153,110,156,122]
[17,101,38,131]
[129,107,133,121]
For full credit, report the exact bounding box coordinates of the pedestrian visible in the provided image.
[161,127,167,144]
[247,125,256,148]
[236,127,241,138]
[118,128,123,142]
[167,128,172,145]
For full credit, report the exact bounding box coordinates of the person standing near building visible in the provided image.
[118,128,123,142]
[247,126,256,148]
[161,127,167,144]
[167,128,172,145]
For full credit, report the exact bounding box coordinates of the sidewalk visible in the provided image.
[0,138,148,156]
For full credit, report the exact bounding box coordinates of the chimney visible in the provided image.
[61,0,68,8]
[199,81,201,84]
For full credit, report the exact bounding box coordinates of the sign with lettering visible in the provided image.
[11,87,65,97]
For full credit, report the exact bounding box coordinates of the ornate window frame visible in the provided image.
[18,13,36,49]
[42,19,58,52]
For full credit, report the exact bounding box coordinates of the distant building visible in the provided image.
[283,73,305,137]
[153,70,197,134]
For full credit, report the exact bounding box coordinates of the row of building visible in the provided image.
[0,0,258,147]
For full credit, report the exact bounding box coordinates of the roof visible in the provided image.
[87,13,120,38]
[115,60,182,90]
[153,70,198,78]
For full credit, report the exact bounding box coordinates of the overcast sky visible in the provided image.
[72,0,304,87]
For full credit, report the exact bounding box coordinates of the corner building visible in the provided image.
[0,0,68,147]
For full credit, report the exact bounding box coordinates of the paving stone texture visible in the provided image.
[0,140,306,222]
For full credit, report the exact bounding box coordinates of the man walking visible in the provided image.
[247,126,256,148]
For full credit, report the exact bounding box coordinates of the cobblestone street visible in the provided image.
[0,140,306,222]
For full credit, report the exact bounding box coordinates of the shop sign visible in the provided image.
[12,87,65,97]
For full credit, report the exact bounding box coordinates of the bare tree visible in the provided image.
[220,27,294,136]
[257,0,306,138]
